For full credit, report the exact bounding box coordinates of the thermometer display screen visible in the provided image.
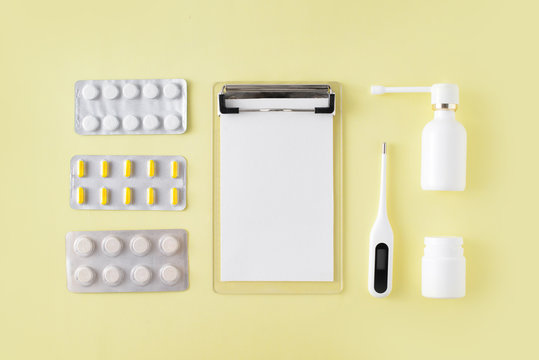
[376,247,388,270]
[374,243,389,293]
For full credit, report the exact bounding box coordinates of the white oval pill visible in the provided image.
[122,83,139,99]
[102,115,120,131]
[131,265,152,286]
[103,85,119,99]
[102,236,123,257]
[143,83,159,99]
[74,236,95,257]
[130,236,151,256]
[82,84,99,100]
[163,114,181,131]
[122,115,139,131]
[163,83,180,98]
[159,264,181,285]
[159,235,180,256]
[102,265,124,286]
[74,266,95,286]
[142,114,160,130]
[81,115,100,131]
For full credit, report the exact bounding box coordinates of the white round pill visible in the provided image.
[122,83,139,99]
[102,236,123,257]
[142,114,160,130]
[131,265,152,286]
[102,265,124,287]
[159,235,180,256]
[103,85,119,99]
[163,83,180,98]
[102,115,120,131]
[122,115,140,131]
[74,266,96,286]
[159,264,181,286]
[82,84,99,100]
[74,236,95,257]
[81,115,100,132]
[163,114,182,131]
[143,83,159,99]
[130,236,151,256]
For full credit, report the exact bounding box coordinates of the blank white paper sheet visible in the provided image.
[220,98,334,281]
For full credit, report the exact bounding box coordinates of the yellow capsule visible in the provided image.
[101,160,109,178]
[77,187,85,204]
[124,160,132,177]
[100,187,108,205]
[171,160,179,178]
[170,188,179,205]
[77,160,85,177]
[124,187,132,205]
[147,160,155,177]
[147,187,155,205]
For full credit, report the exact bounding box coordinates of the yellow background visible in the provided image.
[1,0,537,358]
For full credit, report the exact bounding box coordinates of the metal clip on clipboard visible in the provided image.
[218,84,336,114]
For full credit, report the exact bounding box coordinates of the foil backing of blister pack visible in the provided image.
[70,155,187,210]
[75,79,187,135]
[66,229,189,293]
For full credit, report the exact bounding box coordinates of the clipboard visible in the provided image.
[213,82,342,294]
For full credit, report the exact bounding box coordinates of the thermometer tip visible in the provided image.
[382,142,387,154]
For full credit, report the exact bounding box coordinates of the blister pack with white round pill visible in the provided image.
[75,79,187,135]
[66,229,188,293]
[70,155,186,210]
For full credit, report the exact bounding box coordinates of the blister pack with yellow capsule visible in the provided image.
[70,155,186,210]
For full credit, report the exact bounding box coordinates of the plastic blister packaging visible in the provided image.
[75,79,187,135]
[66,229,188,293]
[70,155,187,210]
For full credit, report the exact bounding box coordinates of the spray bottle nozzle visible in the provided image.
[371,84,459,106]
[371,85,432,95]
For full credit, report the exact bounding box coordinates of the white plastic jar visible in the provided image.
[422,236,466,298]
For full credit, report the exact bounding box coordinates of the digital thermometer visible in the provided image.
[368,143,394,297]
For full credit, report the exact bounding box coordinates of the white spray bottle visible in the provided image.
[371,84,466,191]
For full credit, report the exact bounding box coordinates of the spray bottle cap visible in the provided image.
[371,83,459,109]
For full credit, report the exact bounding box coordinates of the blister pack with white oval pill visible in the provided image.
[66,229,188,293]
[70,155,186,210]
[75,79,187,135]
